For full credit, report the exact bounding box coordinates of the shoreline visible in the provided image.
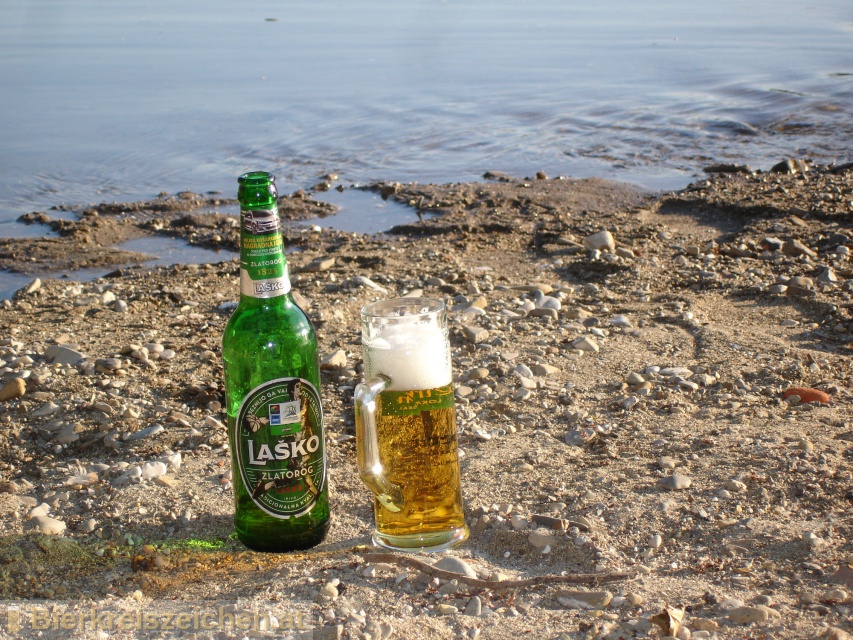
[1,162,853,638]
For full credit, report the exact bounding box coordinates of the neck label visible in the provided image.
[240,207,291,298]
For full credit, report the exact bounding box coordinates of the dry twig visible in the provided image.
[363,552,634,589]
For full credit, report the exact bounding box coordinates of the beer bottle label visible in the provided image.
[380,384,455,417]
[239,207,292,298]
[235,377,326,518]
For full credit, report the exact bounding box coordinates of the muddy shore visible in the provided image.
[1,162,853,639]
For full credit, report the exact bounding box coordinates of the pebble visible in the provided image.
[125,425,165,441]
[783,239,817,258]
[823,588,847,602]
[728,605,779,625]
[462,325,490,344]
[626,372,645,385]
[0,378,26,402]
[572,336,599,352]
[55,423,80,445]
[659,474,692,491]
[724,479,747,492]
[528,529,553,549]
[658,456,678,470]
[464,596,483,617]
[79,518,98,533]
[531,363,560,377]
[532,290,561,310]
[583,230,616,253]
[29,504,50,518]
[625,593,644,606]
[141,461,168,480]
[302,257,336,272]
[692,618,719,631]
[28,515,67,535]
[44,345,86,365]
[803,531,824,547]
[609,315,633,328]
[33,402,60,417]
[433,557,478,579]
[353,275,388,293]
[321,349,348,369]
[527,308,559,319]
[557,590,613,609]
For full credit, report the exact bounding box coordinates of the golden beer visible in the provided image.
[355,298,468,551]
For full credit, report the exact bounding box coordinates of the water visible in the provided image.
[0,0,851,244]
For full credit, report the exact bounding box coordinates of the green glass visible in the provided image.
[222,171,330,552]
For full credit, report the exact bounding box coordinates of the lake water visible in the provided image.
[0,0,851,239]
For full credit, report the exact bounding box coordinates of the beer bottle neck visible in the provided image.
[238,204,292,302]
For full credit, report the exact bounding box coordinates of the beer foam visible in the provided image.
[364,321,451,390]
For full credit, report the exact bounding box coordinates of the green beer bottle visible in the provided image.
[222,171,330,551]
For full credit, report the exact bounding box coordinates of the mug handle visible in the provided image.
[354,374,403,513]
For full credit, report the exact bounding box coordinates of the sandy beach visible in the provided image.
[1,161,853,639]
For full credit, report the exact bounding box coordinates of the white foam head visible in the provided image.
[364,321,451,390]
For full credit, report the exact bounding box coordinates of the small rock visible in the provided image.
[353,275,388,293]
[659,474,692,491]
[321,349,348,369]
[462,326,490,344]
[770,158,809,174]
[464,596,483,617]
[728,605,778,625]
[54,423,80,445]
[21,278,42,294]
[572,336,599,352]
[302,257,336,272]
[583,230,616,253]
[33,402,60,417]
[724,479,747,492]
[44,345,86,365]
[822,588,848,603]
[141,461,168,480]
[531,363,560,377]
[692,618,719,631]
[79,518,98,533]
[125,425,165,441]
[557,590,613,610]
[818,268,838,284]
[433,557,478,579]
[0,378,26,402]
[528,529,553,549]
[28,515,66,535]
[657,456,678,470]
[626,372,645,385]
[609,315,633,328]
[0,480,18,494]
[527,308,558,319]
[783,239,817,259]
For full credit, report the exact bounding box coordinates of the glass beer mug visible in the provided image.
[355,298,469,551]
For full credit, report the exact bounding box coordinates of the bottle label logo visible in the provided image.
[235,377,325,518]
[240,207,291,298]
